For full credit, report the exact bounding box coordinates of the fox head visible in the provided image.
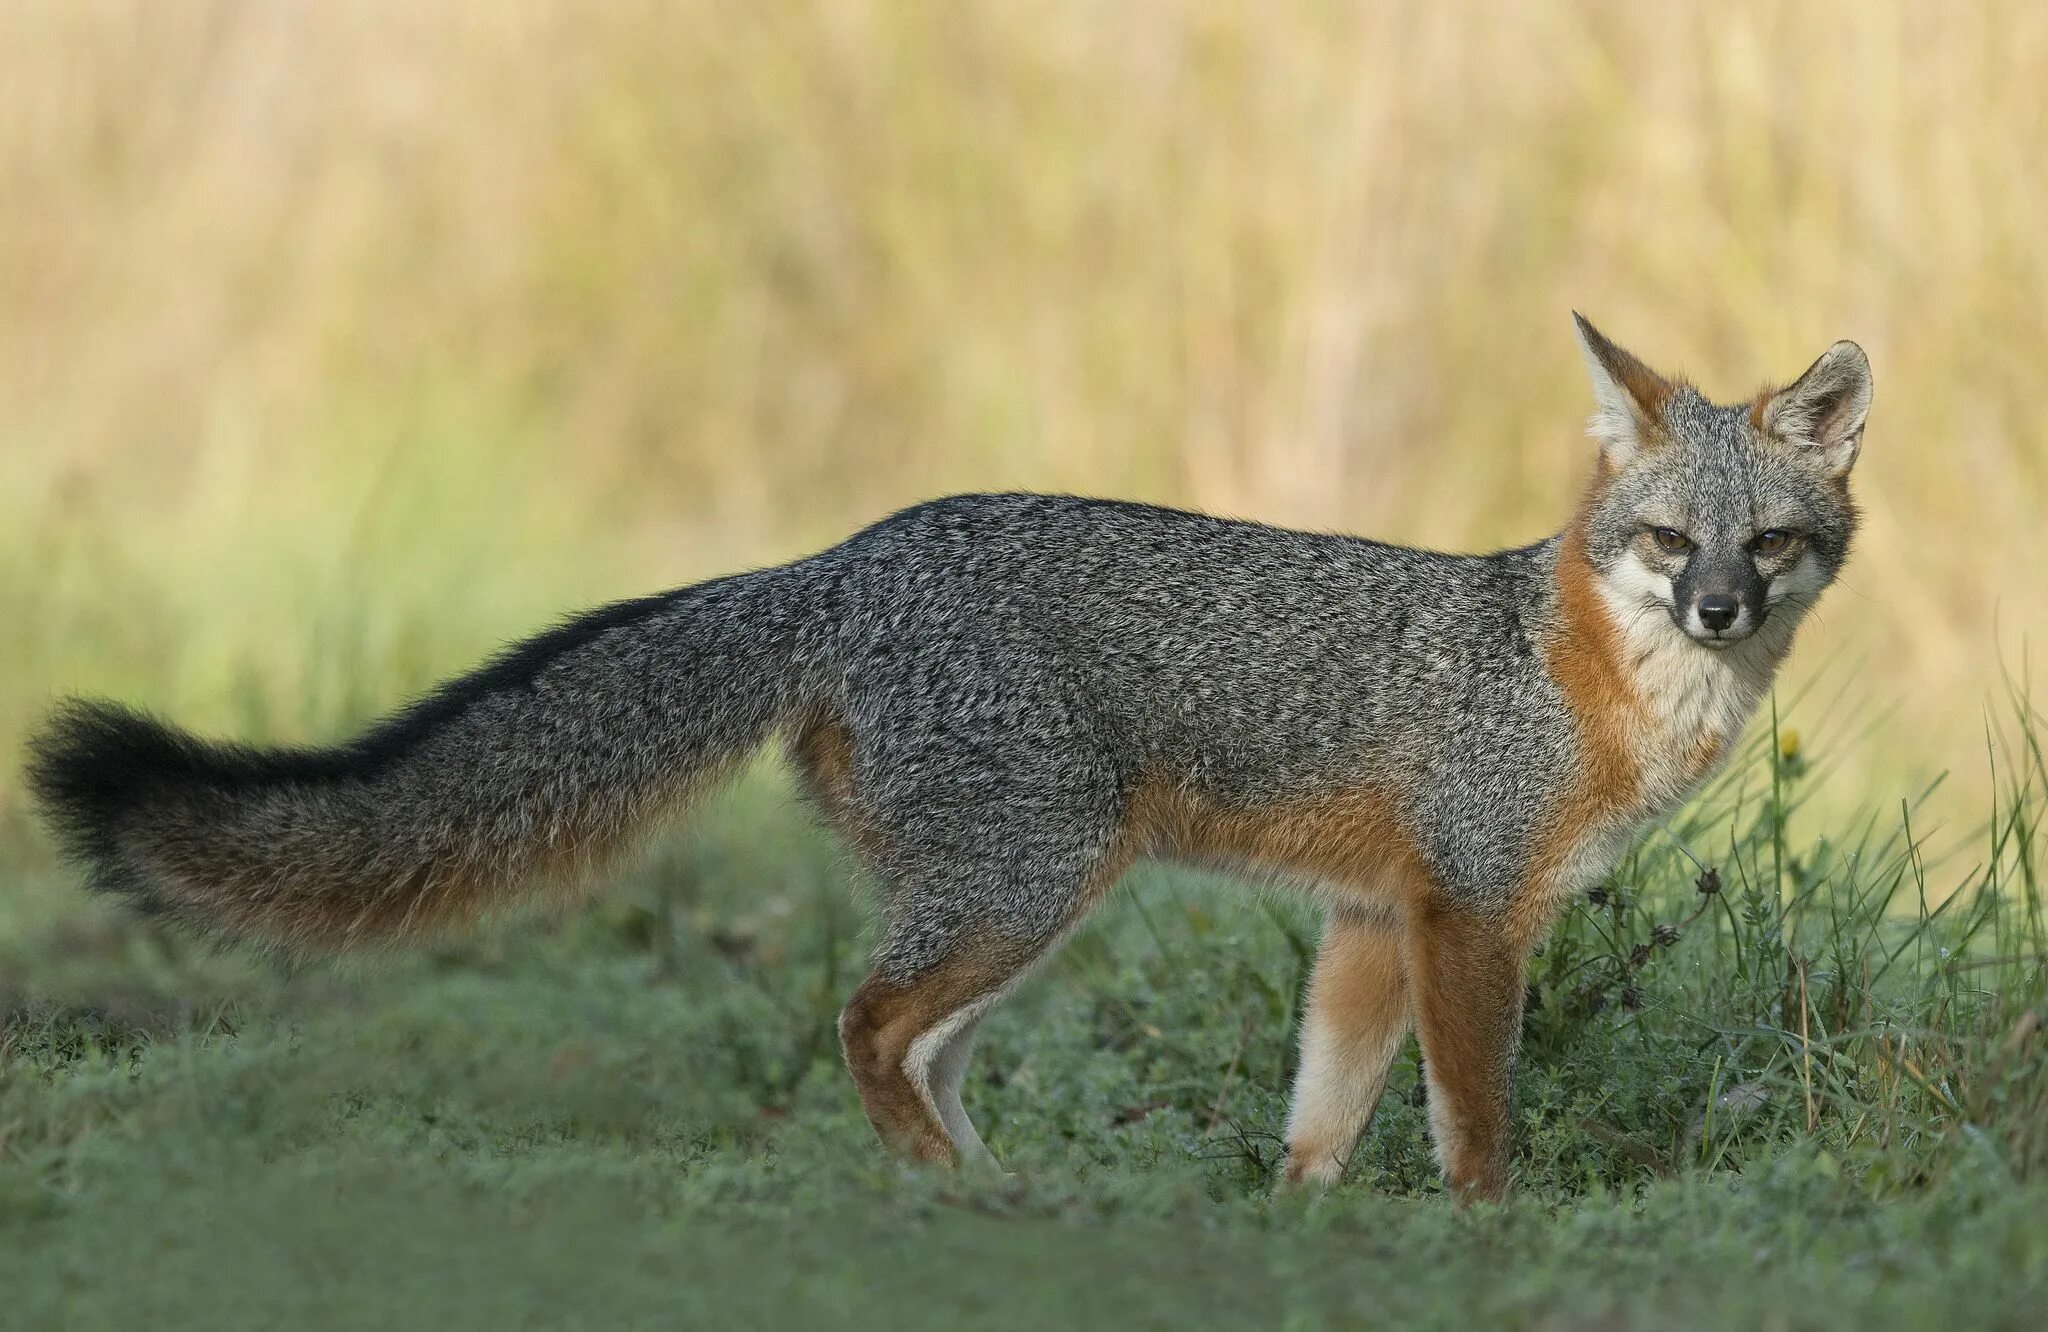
[1569,314,1870,651]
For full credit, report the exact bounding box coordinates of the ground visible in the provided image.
[1,729,2043,1330]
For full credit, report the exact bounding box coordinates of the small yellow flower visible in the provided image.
[1778,729,1802,761]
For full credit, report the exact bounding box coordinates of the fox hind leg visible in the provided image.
[920,997,999,1168]
[835,803,1145,1165]
[836,844,1128,1167]
[796,681,1130,1167]
[838,946,1026,1165]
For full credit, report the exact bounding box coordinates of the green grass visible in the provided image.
[2,712,2045,1330]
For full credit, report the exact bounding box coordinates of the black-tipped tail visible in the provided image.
[26,700,233,914]
[24,569,817,952]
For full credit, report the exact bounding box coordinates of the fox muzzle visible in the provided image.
[1673,555,1768,646]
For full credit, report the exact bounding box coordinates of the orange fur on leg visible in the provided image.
[1281,908,1411,1186]
[1405,898,1524,1203]
[838,955,1018,1165]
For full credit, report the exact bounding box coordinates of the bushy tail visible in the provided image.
[25,569,820,953]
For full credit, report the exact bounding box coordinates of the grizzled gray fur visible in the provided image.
[808,496,1576,969]
[36,500,1576,961]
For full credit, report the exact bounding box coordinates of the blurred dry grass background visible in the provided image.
[3,0,2045,835]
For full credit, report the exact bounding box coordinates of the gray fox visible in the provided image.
[26,317,1871,1201]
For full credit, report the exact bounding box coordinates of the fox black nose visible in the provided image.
[1696,594,1740,632]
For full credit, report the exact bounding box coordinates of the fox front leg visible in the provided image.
[1404,898,1525,1203]
[1280,908,1412,1187]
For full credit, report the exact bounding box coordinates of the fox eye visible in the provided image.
[1753,529,1794,556]
[1649,527,1692,554]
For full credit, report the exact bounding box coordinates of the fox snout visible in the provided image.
[1695,593,1739,631]
[1674,563,1768,646]
[1681,589,1760,645]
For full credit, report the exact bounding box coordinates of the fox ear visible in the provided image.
[1573,313,1674,467]
[1760,341,1872,478]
